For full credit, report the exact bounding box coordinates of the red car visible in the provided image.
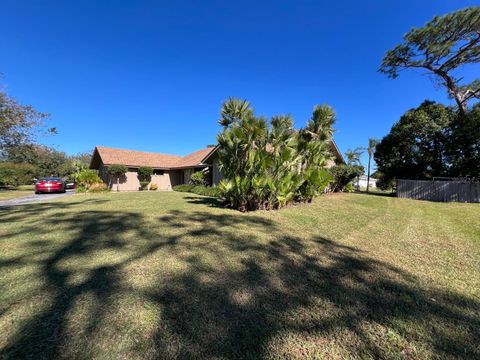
[35,177,66,194]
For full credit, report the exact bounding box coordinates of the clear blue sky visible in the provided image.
[1,1,478,168]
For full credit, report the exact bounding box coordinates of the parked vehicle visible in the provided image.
[65,180,76,189]
[35,177,66,194]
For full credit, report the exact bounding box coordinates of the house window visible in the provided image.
[153,169,164,175]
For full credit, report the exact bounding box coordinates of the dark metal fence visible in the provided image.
[397,179,480,203]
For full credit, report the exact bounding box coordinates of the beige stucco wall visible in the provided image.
[150,171,182,190]
[101,168,184,191]
[106,170,141,191]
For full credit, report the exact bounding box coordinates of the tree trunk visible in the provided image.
[116,176,119,192]
[435,69,468,118]
[452,91,468,119]
[367,154,371,193]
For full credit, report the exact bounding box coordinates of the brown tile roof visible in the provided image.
[93,146,217,169]
[173,147,217,168]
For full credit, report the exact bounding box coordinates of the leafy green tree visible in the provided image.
[3,144,70,177]
[0,162,37,187]
[3,142,91,179]
[0,91,55,158]
[447,102,480,178]
[107,164,128,192]
[374,171,396,192]
[137,166,153,190]
[328,164,363,192]
[374,101,454,182]
[379,7,480,117]
[71,151,92,166]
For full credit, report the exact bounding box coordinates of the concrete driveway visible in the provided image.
[0,190,75,208]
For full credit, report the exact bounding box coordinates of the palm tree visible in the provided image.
[344,148,363,166]
[216,99,334,211]
[345,148,363,191]
[366,138,379,193]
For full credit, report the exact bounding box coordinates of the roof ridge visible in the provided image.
[96,145,183,159]
[172,147,218,168]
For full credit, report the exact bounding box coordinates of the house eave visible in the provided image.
[169,164,209,170]
[330,139,345,164]
[101,163,172,170]
[200,146,219,164]
[99,162,207,171]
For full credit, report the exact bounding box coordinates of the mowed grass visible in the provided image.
[0,190,32,201]
[0,192,479,359]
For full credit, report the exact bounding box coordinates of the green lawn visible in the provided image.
[0,190,32,201]
[0,192,479,359]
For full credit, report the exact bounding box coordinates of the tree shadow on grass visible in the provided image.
[0,199,109,241]
[144,223,480,359]
[0,205,479,359]
[183,195,226,208]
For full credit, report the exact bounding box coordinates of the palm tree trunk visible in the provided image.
[367,154,371,193]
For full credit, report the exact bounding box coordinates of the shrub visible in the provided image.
[76,184,87,193]
[150,183,158,191]
[137,166,153,190]
[138,166,153,180]
[190,171,206,186]
[76,182,110,193]
[76,169,102,189]
[0,162,37,188]
[107,164,128,192]
[139,181,149,190]
[192,185,221,197]
[328,164,363,192]
[173,184,194,192]
[88,182,109,193]
[107,164,128,175]
[344,182,355,193]
[70,160,88,183]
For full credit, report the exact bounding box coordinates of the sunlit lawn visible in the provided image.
[0,190,32,201]
[0,191,479,359]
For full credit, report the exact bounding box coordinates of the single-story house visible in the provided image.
[90,141,344,191]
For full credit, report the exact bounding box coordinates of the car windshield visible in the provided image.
[38,177,63,182]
